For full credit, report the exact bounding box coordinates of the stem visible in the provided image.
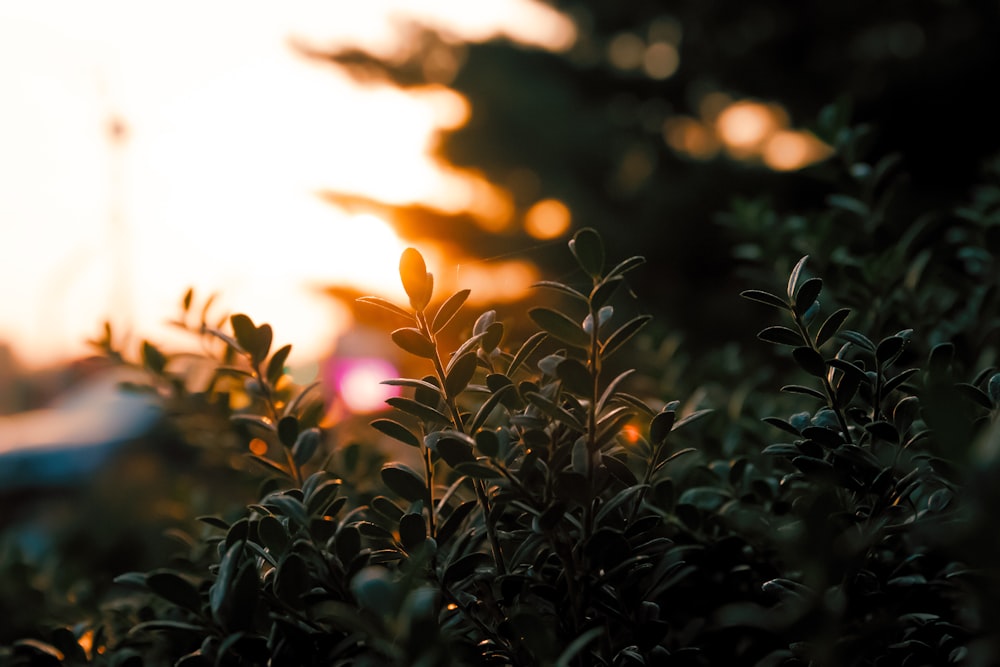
[791,311,855,446]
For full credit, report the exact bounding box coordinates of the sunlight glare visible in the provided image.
[716,101,783,152]
[762,130,833,171]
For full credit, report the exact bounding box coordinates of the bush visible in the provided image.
[3,211,999,665]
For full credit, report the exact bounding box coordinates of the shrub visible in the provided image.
[3,220,998,666]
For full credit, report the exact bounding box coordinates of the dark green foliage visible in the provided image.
[4,208,1000,666]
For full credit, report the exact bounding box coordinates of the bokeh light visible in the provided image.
[328,357,401,414]
[524,198,572,239]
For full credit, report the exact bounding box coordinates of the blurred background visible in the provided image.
[2,0,1000,642]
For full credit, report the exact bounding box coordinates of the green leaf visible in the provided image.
[525,391,586,431]
[445,351,478,396]
[436,435,477,467]
[649,409,676,445]
[211,542,244,625]
[815,308,851,347]
[292,428,321,466]
[356,296,414,321]
[839,330,877,352]
[589,277,622,308]
[792,346,827,377]
[475,429,501,457]
[601,315,652,358]
[385,396,451,425]
[508,331,547,377]
[432,289,471,333]
[955,383,994,410]
[481,321,504,353]
[399,247,433,311]
[533,280,588,303]
[569,227,605,277]
[266,344,293,385]
[256,515,289,554]
[739,289,788,310]
[605,255,645,280]
[274,553,310,607]
[529,307,590,349]
[757,326,803,346]
[455,462,503,479]
[391,327,437,359]
[786,256,809,299]
[146,571,202,613]
[556,358,593,396]
[381,463,428,502]
[470,384,515,432]
[596,368,636,414]
[875,335,907,366]
[672,408,714,431]
[370,418,422,448]
[793,277,823,315]
[781,384,827,401]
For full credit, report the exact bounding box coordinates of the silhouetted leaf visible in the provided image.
[470,384,515,432]
[370,419,422,448]
[533,280,588,303]
[266,344,292,385]
[147,571,202,613]
[381,463,427,502]
[141,340,167,374]
[792,347,827,377]
[356,296,413,321]
[794,278,823,315]
[876,335,907,366]
[815,308,851,347]
[385,396,451,425]
[781,385,827,401]
[399,513,426,550]
[529,307,590,349]
[508,331,547,377]
[436,435,477,467]
[557,358,592,395]
[569,227,604,277]
[956,382,994,410]
[740,289,788,309]
[445,352,478,396]
[432,289,471,333]
[391,327,436,359]
[590,276,622,308]
[839,330,876,352]
[758,326,803,346]
[602,315,652,358]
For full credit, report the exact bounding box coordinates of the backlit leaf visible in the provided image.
[529,308,590,349]
[391,328,436,359]
[431,289,471,333]
[381,463,427,502]
[569,227,605,278]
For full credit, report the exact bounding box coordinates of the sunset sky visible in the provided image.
[0,1,574,368]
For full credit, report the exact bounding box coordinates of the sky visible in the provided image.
[0,0,574,369]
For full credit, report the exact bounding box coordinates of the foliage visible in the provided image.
[4,214,999,666]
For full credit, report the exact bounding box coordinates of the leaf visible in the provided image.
[529,308,590,349]
[649,410,676,444]
[876,335,907,366]
[763,417,801,436]
[828,358,869,384]
[370,418,422,448]
[672,408,714,431]
[141,340,167,374]
[596,368,636,414]
[381,463,428,502]
[525,391,586,431]
[432,289,471,333]
[556,358,593,396]
[792,346,827,377]
[146,571,202,613]
[267,344,293,385]
[292,428,321,466]
[385,396,451,425]
[211,542,244,625]
[399,513,426,550]
[445,352,478,396]
[786,256,809,299]
[589,276,622,308]
[391,327,437,359]
[793,277,823,315]
[739,289,788,310]
[532,280,588,303]
[571,438,589,475]
[455,462,503,479]
[883,368,919,395]
[508,331,547,377]
[605,255,646,280]
[815,308,851,347]
[256,515,289,554]
[601,315,652,358]
[569,227,604,277]
[757,326,803,346]
[839,330,877,352]
[356,296,414,321]
[274,552,310,607]
[436,435,477,467]
[955,383,994,410]
[554,627,604,667]
[470,384,516,433]
[400,247,433,311]
[231,314,272,364]
[277,415,299,448]
[780,385,827,401]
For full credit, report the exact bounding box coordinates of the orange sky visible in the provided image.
[0,1,574,369]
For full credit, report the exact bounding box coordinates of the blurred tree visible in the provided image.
[306,0,1000,350]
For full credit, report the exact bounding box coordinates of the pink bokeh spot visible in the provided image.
[325,357,401,414]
